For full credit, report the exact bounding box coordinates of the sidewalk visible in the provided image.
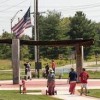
[53,90,100,100]
[0,79,100,100]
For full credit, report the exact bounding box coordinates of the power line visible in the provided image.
[0,0,28,12]
[60,2,100,8]
[39,2,100,12]
[0,0,12,8]
[0,0,11,4]
[0,0,100,13]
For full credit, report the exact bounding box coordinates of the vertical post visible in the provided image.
[12,39,20,84]
[75,44,84,82]
[34,0,40,78]
[95,53,98,65]
[34,0,39,62]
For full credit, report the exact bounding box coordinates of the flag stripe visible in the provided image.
[12,18,24,32]
[11,7,31,38]
[13,19,24,33]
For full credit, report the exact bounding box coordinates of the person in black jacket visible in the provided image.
[45,63,50,78]
[24,62,31,80]
[68,68,77,94]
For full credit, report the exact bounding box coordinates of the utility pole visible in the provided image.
[34,0,40,78]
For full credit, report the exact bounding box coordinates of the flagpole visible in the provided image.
[34,0,37,61]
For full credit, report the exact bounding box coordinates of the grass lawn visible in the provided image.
[78,89,100,98]
[0,70,100,80]
[61,70,100,79]
[88,71,100,79]
[0,71,13,80]
[0,59,100,80]
[88,89,100,98]
[0,90,61,100]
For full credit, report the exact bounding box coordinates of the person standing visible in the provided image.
[47,69,55,95]
[26,62,31,80]
[45,63,50,78]
[51,60,56,73]
[79,68,89,96]
[68,68,77,94]
[22,78,26,94]
[24,62,28,75]
[24,62,31,80]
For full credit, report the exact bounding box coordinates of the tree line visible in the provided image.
[0,11,100,60]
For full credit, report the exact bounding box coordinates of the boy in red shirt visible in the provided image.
[79,68,89,96]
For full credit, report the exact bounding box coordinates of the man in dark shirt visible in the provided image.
[68,68,77,94]
[24,62,31,80]
[45,63,50,78]
[24,62,28,75]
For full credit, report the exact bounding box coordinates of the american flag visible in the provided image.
[12,7,32,38]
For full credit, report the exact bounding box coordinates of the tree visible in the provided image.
[39,10,62,58]
[0,32,12,59]
[0,32,31,60]
[38,10,71,59]
[39,10,61,41]
[68,11,96,59]
[68,11,95,39]
[58,17,70,40]
[93,22,100,54]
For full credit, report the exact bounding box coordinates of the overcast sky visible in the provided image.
[0,0,100,37]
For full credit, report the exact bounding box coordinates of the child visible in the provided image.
[22,78,26,94]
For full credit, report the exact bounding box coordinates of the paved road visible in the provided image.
[0,61,100,73]
[0,62,100,100]
[0,79,100,100]
[55,61,100,74]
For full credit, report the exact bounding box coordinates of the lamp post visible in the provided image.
[11,10,22,36]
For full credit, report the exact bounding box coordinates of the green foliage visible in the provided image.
[88,89,100,98]
[38,10,71,59]
[0,71,12,80]
[67,11,97,58]
[68,11,95,39]
[0,90,60,100]
[0,44,11,59]
[2,31,12,39]
[88,71,100,79]
[0,10,100,60]
[20,45,30,60]
[0,60,12,70]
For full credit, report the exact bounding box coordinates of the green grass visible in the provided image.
[0,70,100,80]
[0,59,69,70]
[0,59,100,80]
[0,59,12,70]
[88,89,100,98]
[78,89,100,98]
[86,64,100,67]
[0,90,61,100]
[57,70,100,79]
[0,71,13,80]
[27,90,41,92]
[88,71,100,79]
